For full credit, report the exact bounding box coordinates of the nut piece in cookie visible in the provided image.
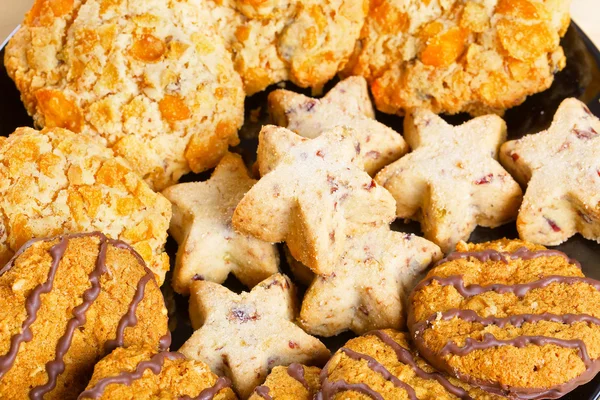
[268,76,408,175]
[316,329,502,399]
[408,239,600,399]
[79,346,236,399]
[500,98,600,246]
[0,233,169,399]
[4,0,245,189]
[300,227,441,337]
[162,152,279,295]
[0,127,171,284]
[179,273,330,399]
[376,109,523,253]
[250,363,320,400]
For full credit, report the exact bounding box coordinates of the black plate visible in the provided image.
[2,22,600,400]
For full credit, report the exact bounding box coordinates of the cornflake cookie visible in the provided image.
[376,109,522,253]
[204,0,367,95]
[0,127,171,283]
[300,227,441,337]
[79,346,236,399]
[500,98,600,246]
[408,239,600,399]
[250,364,321,400]
[344,0,570,116]
[5,0,245,190]
[268,76,408,175]
[233,125,397,275]
[0,233,169,400]
[162,152,279,295]
[316,329,502,399]
[179,274,330,399]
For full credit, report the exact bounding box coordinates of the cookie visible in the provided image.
[250,364,321,400]
[204,0,367,95]
[0,127,171,283]
[0,232,169,400]
[268,76,408,175]
[408,239,600,399]
[162,152,279,295]
[316,329,502,399]
[376,109,523,253]
[300,227,441,337]
[233,125,397,275]
[343,0,570,116]
[79,346,236,399]
[500,98,600,246]
[5,0,245,190]
[179,273,330,399]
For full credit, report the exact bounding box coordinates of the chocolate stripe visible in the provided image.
[316,380,384,400]
[287,363,310,391]
[433,247,580,268]
[179,376,232,400]
[252,385,272,400]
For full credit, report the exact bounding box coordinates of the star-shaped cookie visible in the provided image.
[268,76,408,175]
[375,109,523,253]
[300,227,442,337]
[500,98,600,245]
[162,153,279,295]
[179,273,330,399]
[233,125,397,275]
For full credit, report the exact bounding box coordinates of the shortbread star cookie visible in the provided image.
[179,274,330,399]
[268,77,408,175]
[0,127,171,283]
[300,227,441,336]
[233,125,397,275]
[5,0,244,190]
[250,364,321,400]
[162,153,279,295]
[376,109,523,253]
[500,98,600,245]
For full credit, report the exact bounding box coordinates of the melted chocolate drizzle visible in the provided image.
[253,385,272,400]
[287,363,310,391]
[316,379,384,400]
[433,247,581,269]
[158,331,172,352]
[179,376,232,400]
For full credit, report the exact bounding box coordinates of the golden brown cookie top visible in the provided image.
[79,346,237,400]
[0,127,171,283]
[0,232,169,400]
[250,364,321,400]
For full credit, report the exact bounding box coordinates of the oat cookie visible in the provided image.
[408,239,600,399]
[376,109,522,253]
[5,0,244,190]
[0,127,171,283]
[316,329,502,399]
[268,77,408,175]
[250,364,321,400]
[0,233,169,400]
[500,98,600,246]
[79,346,236,399]
[204,0,367,95]
[179,274,330,399]
[162,152,279,295]
[300,227,441,337]
[344,0,570,116]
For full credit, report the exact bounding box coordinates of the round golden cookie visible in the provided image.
[250,364,321,400]
[0,127,171,284]
[0,232,169,400]
[79,346,236,399]
[4,0,245,190]
[343,0,570,116]
[316,329,501,399]
[408,239,600,399]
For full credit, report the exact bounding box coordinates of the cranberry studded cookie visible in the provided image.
[344,0,570,116]
[0,127,171,283]
[79,346,236,400]
[250,364,321,400]
[268,77,408,175]
[408,239,600,399]
[162,153,279,295]
[0,233,169,400]
[500,98,600,246]
[316,329,502,399]
[5,0,245,190]
[179,274,330,399]
[376,109,523,253]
